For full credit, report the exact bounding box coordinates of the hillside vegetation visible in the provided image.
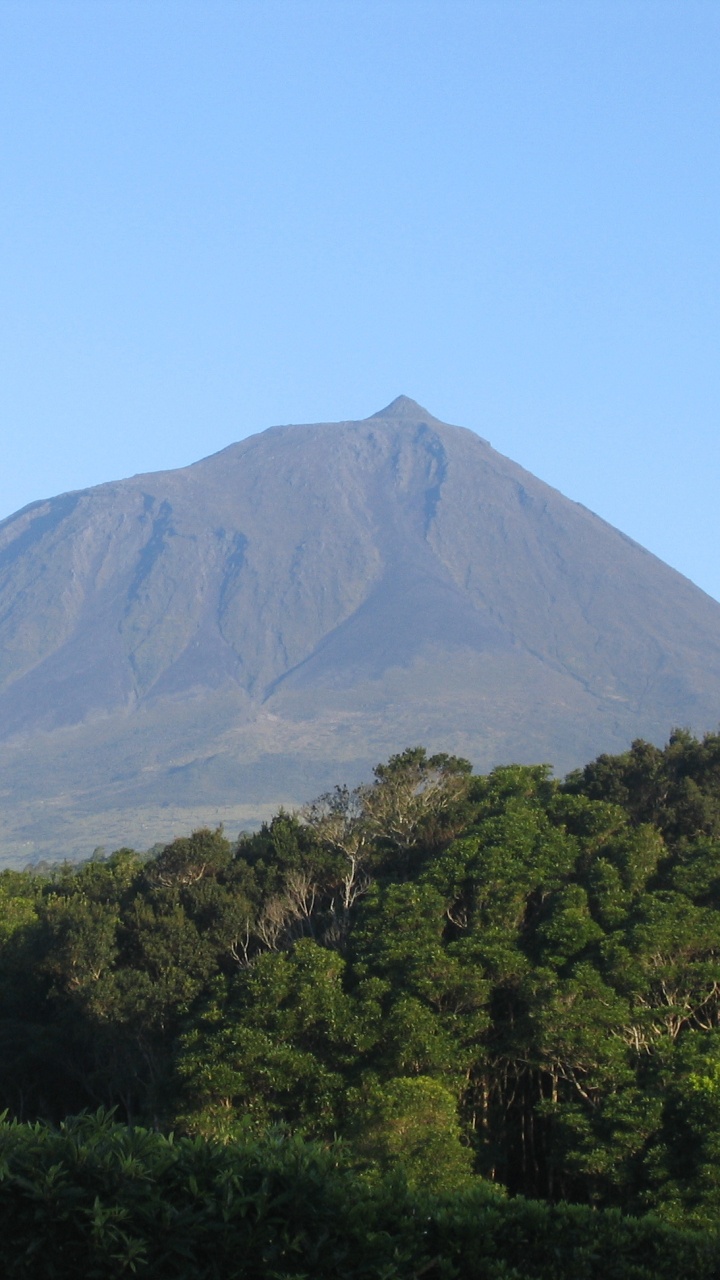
[3,731,720,1274]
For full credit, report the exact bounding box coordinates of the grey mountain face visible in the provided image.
[2,396,720,864]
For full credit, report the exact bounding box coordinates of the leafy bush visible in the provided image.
[0,1113,717,1280]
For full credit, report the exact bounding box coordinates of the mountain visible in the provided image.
[2,396,720,864]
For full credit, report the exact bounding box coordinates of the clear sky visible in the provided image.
[2,1,719,598]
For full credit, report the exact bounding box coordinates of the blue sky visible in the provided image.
[2,1,719,598]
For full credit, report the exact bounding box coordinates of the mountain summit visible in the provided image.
[1,399,720,863]
[370,395,439,418]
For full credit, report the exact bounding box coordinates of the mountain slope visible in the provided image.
[1,396,719,863]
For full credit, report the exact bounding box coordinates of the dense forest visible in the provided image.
[3,731,720,1275]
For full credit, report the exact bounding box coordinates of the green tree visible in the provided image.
[350,1075,475,1194]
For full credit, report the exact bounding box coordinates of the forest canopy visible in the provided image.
[3,731,720,1245]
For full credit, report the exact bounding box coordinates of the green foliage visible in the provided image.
[175,941,364,1140]
[4,735,720,1243]
[349,1074,475,1193]
[0,1112,716,1280]
[0,1112,421,1279]
[642,1030,720,1224]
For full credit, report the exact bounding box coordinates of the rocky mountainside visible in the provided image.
[2,396,720,863]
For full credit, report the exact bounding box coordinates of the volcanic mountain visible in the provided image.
[2,396,720,864]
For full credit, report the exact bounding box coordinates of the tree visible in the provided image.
[349,1075,475,1193]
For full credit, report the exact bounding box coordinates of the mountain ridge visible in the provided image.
[1,397,719,863]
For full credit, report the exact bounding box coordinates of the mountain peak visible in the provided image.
[3,398,720,865]
[370,395,435,420]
